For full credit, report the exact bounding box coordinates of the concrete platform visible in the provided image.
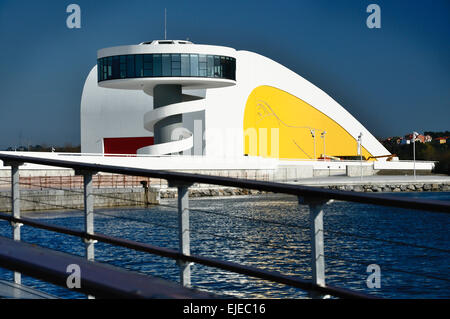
[0,151,436,176]
[290,175,450,187]
[0,280,58,299]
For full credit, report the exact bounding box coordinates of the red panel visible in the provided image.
[103,137,154,155]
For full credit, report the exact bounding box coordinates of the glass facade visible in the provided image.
[98,53,236,82]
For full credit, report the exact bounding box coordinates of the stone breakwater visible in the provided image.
[160,187,264,198]
[0,182,447,212]
[321,183,450,193]
[159,182,450,198]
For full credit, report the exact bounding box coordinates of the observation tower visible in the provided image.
[97,40,237,155]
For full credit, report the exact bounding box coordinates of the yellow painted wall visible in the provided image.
[243,86,373,160]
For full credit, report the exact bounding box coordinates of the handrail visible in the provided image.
[0,236,213,299]
[0,152,448,299]
[0,153,449,213]
[0,211,372,299]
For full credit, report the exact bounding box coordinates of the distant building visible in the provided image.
[435,137,448,144]
[404,133,425,143]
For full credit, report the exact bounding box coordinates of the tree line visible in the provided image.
[4,144,81,153]
[381,132,449,175]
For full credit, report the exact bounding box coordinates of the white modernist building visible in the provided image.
[81,39,395,172]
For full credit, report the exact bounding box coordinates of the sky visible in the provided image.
[0,0,449,149]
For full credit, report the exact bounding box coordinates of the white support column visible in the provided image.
[11,164,23,285]
[178,184,191,287]
[76,170,97,299]
[299,197,332,293]
[308,202,325,287]
[170,181,192,287]
[82,172,96,261]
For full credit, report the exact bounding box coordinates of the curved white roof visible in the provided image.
[98,41,236,59]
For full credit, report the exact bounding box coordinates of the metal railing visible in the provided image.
[0,153,448,299]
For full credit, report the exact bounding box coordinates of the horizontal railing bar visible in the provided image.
[0,212,85,238]
[0,236,213,299]
[0,153,449,213]
[0,212,374,299]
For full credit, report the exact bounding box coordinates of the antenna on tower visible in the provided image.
[164,8,167,40]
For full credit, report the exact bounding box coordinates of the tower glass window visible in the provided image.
[199,54,207,77]
[171,54,181,76]
[98,53,236,82]
[135,55,143,77]
[190,54,199,77]
[126,55,135,78]
[143,55,153,77]
[162,54,171,76]
[181,54,190,76]
[112,56,120,78]
[120,56,126,78]
[153,54,162,77]
[207,55,214,77]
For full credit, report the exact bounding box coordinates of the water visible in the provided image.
[0,192,448,299]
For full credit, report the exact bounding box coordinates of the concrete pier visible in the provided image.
[0,187,160,212]
[158,176,450,198]
[0,175,449,212]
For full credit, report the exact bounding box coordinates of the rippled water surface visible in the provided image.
[0,192,448,299]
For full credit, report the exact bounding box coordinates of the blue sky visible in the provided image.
[0,0,449,149]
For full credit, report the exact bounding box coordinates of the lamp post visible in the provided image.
[321,131,326,160]
[412,131,418,179]
[310,129,316,160]
[358,132,363,180]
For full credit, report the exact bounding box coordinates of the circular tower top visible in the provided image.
[97,40,237,91]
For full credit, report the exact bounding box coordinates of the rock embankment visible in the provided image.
[159,182,449,198]
[322,183,449,193]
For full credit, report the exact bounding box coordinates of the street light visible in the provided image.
[321,131,326,159]
[310,129,316,160]
[412,131,419,179]
[358,132,363,180]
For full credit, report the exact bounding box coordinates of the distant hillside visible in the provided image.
[423,131,450,139]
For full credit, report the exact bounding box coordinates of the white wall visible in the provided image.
[81,66,154,153]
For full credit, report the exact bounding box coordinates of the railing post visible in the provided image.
[9,163,24,285]
[299,197,332,295]
[169,180,192,287]
[76,170,97,299]
[76,170,97,261]
[309,202,325,287]
[84,173,95,261]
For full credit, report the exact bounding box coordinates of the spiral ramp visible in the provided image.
[137,93,205,155]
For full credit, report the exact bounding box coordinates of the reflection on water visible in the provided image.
[0,192,448,299]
